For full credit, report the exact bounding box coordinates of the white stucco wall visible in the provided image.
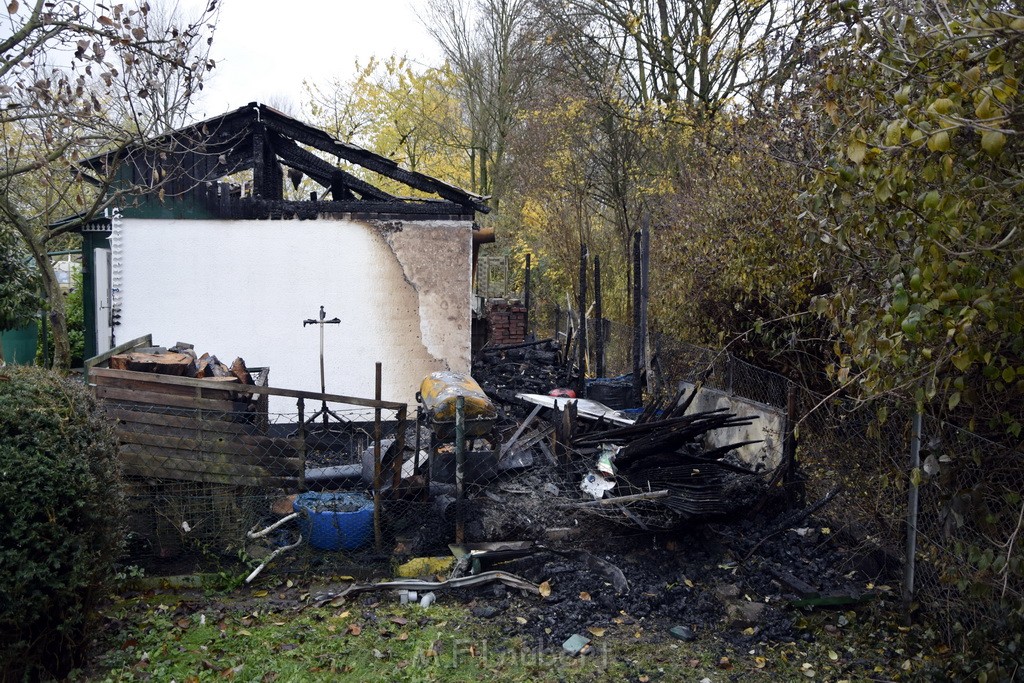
[112,217,472,414]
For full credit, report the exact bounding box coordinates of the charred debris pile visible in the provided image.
[473,338,576,405]
[468,340,778,534]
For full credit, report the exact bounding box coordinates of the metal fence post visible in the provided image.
[373,362,382,553]
[903,410,923,621]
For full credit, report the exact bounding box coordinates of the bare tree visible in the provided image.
[0,0,218,369]
[423,0,547,205]
[537,0,829,119]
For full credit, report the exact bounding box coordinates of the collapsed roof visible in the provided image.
[79,102,490,219]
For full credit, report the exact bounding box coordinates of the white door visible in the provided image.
[94,247,113,355]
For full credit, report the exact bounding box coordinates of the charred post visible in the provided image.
[594,254,604,379]
[577,244,588,397]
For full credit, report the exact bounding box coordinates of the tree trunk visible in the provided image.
[43,267,70,371]
[11,218,71,371]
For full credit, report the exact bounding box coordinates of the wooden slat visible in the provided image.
[93,373,244,399]
[116,430,299,459]
[84,334,153,383]
[119,452,299,488]
[120,444,302,478]
[95,385,242,412]
[89,366,406,410]
[100,407,256,436]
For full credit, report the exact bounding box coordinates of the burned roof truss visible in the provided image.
[81,102,489,220]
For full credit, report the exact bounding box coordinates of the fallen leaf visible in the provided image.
[398,632,408,641]
[684,578,694,588]
[754,656,766,669]
[587,626,606,637]
[718,656,732,669]
[175,617,190,629]
[237,629,251,636]
[253,590,268,598]
[580,591,592,601]
[639,676,650,683]
[329,597,346,608]
[337,611,351,619]
[346,624,362,636]
[391,617,408,626]
[286,579,294,588]
[539,581,551,597]
[828,650,839,661]
[515,616,528,625]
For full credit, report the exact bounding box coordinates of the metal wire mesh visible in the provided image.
[535,311,1023,634]
[104,392,411,576]
[97,314,1023,637]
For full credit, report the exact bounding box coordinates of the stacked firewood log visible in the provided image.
[109,341,254,384]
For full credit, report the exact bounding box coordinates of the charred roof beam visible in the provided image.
[267,132,396,202]
[259,111,490,214]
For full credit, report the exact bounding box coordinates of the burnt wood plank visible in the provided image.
[117,430,299,459]
[268,132,395,201]
[246,197,471,217]
[260,113,490,213]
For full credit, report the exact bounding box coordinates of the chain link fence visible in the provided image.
[539,313,1022,636]
[95,317,1022,638]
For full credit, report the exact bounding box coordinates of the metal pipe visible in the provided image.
[903,410,923,622]
[414,406,422,475]
[455,395,466,544]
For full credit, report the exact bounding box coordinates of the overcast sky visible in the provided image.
[188,0,442,119]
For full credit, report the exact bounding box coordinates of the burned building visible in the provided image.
[76,102,492,407]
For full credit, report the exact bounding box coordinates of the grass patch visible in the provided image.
[77,580,930,682]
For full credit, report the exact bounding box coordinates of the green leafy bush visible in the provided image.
[0,367,124,680]
[0,226,41,332]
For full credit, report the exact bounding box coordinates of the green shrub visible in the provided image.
[0,367,124,680]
